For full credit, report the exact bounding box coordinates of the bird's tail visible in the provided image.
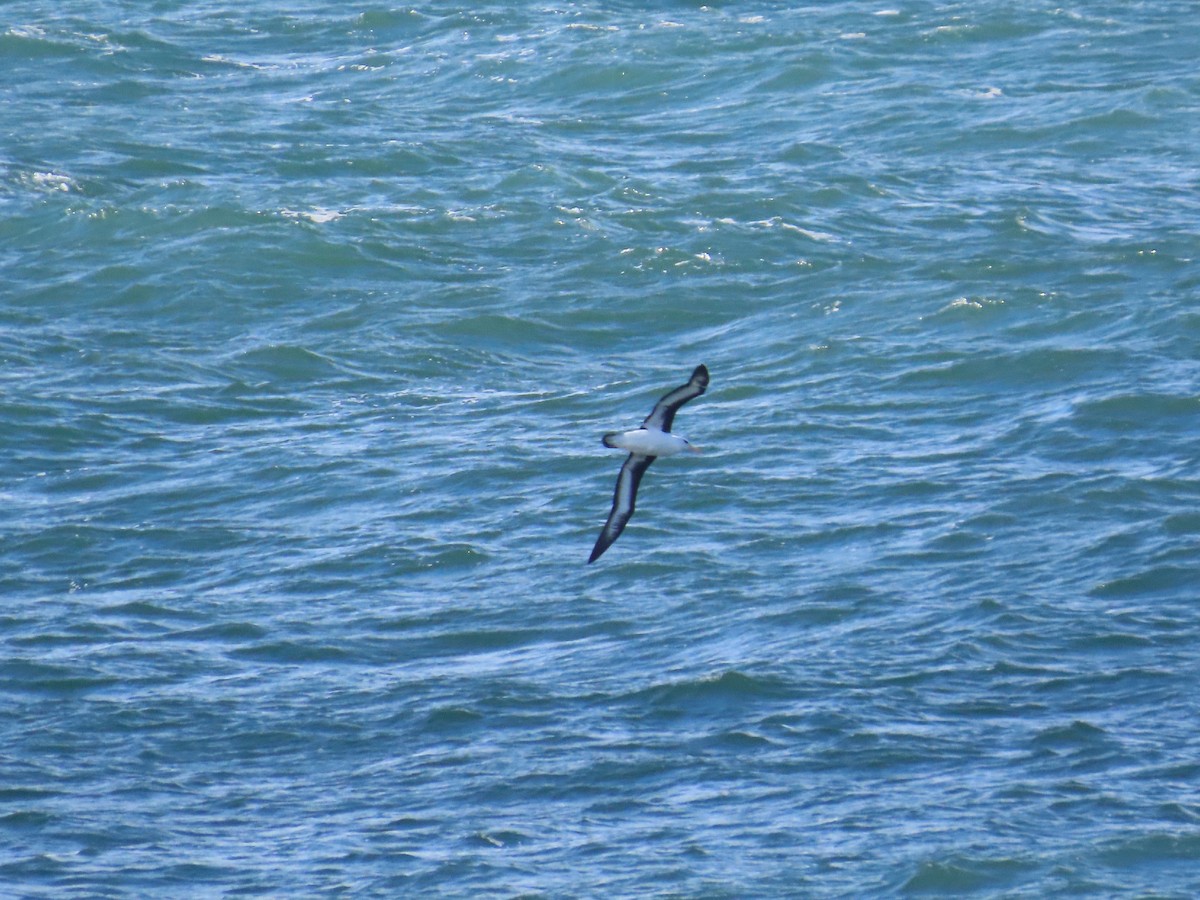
[602,432,620,448]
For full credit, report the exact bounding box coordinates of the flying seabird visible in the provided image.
[588,364,710,564]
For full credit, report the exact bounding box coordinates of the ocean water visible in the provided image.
[2,1,1199,895]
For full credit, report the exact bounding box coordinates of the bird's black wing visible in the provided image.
[641,364,709,433]
[588,453,656,563]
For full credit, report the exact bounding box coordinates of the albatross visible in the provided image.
[588,364,710,564]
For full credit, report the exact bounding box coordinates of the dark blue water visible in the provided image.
[3,2,1198,895]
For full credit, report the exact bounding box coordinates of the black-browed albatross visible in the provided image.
[588,364,709,563]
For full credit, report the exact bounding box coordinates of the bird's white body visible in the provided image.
[604,428,694,457]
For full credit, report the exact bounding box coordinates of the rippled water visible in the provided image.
[3,2,1199,895]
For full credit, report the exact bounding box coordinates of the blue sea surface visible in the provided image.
[2,2,1199,895]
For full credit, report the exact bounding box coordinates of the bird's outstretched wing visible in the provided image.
[588,453,656,563]
[641,364,709,433]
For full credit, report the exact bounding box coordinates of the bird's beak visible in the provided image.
[689,444,702,453]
